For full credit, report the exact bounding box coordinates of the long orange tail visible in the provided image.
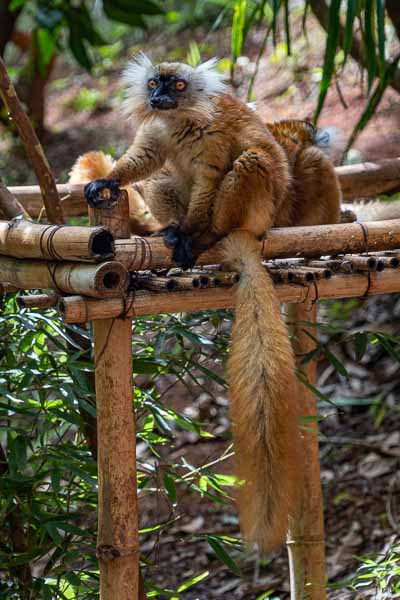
[221,230,303,552]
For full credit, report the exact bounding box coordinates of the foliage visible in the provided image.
[229,0,400,159]
[0,296,245,598]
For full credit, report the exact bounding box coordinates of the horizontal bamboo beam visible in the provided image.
[0,220,114,261]
[17,292,59,309]
[336,158,400,199]
[0,257,127,298]
[9,184,85,218]
[59,269,400,323]
[8,158,400,219]
[113,220,400,270]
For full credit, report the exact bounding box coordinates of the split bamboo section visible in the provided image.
[0,220,114,261]
[0,257,127,298]
[59,269,400,323]
[113,219,400,270]
[8,157,400,219]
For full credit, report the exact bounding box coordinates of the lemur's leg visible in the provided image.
[143,170,189,248]
[189,148,278,257]
[288,146,341,226]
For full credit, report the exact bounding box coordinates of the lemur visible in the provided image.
[81,54,342,553]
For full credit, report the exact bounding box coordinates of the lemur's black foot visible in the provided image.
[160,225,197,270]
[159,224,181,248]
[173,235,196,270]
[84,179,121,209]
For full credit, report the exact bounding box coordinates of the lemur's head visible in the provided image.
[122,53,227,120]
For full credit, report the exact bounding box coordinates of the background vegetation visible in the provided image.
[0,1,400,598]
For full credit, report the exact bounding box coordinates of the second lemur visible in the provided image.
[84,55,342,553]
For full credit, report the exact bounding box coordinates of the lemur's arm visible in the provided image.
[84,120,168,208]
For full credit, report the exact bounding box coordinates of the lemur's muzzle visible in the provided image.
[150,95,178,110]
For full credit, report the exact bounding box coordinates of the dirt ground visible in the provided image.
[1,14,399,599]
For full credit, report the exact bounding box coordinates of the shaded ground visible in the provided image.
[0,14,399,599]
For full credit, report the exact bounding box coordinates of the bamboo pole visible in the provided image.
[0,57,63,224]
[0,257,127,298]
[0,220,114,261]
[286,301,326,599]
[113,220,400,270]
[336,157,400,199]
[59,269,400,323]
[90,191,140,599]
[17,292,59,309]
[0,176,31,220]
[8,157,400,218]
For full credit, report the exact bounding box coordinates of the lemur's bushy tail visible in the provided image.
[221,230,303,552]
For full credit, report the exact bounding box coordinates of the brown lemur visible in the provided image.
[83,54,342,553]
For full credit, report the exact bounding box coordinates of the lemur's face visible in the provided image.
[122,54,226,119]
[146,68,190,111]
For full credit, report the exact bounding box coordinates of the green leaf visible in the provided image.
[283,0,291,55]
[231,0,247,62]
[163,473,177,504]
[364,0,377,94]
[376,0,386,80]
[177,570,209,592]
[314,0,341,122]
[103,2,147,28]
[68,29,92,71]
[342,0,358,66]
[354,331,368,361]
[74,6,106,46]
[36,28,56,74]
[110,0,163,15]
[207,535,241,576]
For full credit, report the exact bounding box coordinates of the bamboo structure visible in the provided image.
[112,219,400,270]
[0,256,127,298]
[58,269,400,323]
[0,220,114,261]
[89,191,141,600]
[17,292,59,309]
[0,177,31,220]
[0,57,63,224]
[287,302,326,600]
[7,157,400,220]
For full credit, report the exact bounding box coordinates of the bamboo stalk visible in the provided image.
[8,183,87,218]
[307,259,355,273]
[0,220,114,261]
[343,254,378,271]
[8,157,400,217]
[0,57,63,224]
[286,301,326,599]
[336,157,400,199]
[138,276,178,292]
[0,177,31,220]
[90,189,140,599]
[113,220,400,270]
[17,292,59,309]
[59,269,400,323]
[295,266,332,279]
[0,283,19,294]
[0,257,127,298]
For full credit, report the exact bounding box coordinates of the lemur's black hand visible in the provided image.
[84,179,121,209]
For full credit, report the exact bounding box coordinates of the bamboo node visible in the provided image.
[96,544,139,561]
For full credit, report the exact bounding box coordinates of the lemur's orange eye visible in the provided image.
[148,79,157,90]
[176,80,187,91]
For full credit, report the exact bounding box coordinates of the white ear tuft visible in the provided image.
[193,58,227,96]
[121,53,154,119]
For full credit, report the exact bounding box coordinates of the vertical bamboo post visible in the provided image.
[89,191,140,599]
[286,301,326,600]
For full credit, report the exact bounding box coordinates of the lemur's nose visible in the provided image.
[150,96,178,110]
